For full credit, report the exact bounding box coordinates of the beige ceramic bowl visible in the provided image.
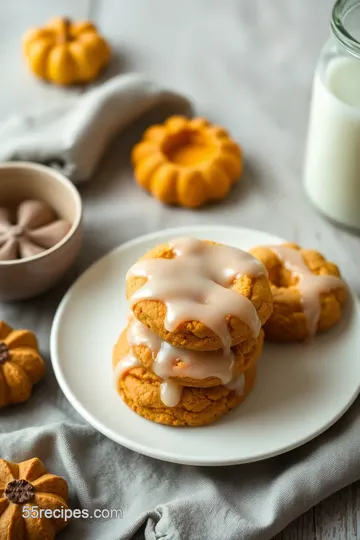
[0,162,83,301]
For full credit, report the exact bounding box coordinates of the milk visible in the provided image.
[304,57,360,229]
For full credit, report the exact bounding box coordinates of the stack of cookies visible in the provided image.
[112,238,273,427]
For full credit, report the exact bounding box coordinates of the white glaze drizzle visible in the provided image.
[160,380,183,407]
[225,373,245,395]
[114,335,183,408]
[127,238,265,351]
[127,317,236,385]
[113,353,141,387]
[269,245,344,336]
[127,317,162,354]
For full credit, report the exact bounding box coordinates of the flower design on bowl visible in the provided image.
[0,200,71,261]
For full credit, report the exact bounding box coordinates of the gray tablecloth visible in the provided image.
[2,1,360,539]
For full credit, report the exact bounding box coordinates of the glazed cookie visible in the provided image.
[249,243,347,341]
[126,237,273,351]
[126,317,264,388]
[112,334,257,427]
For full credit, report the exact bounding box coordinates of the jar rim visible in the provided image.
[332,0,360,57]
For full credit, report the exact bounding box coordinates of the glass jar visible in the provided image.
[304,0,360,229]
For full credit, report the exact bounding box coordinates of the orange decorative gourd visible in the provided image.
[0,321,45,407]
[23,17,110,85]
[0,457,70,539]
[131,116,243,208]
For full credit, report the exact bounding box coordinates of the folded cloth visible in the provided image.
[1,383,360,540]
[0,73,192,183]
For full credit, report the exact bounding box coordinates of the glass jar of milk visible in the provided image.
[304,0,360,229]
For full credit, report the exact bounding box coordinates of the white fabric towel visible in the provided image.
[0,73,192,183]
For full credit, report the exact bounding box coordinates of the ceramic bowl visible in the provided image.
[0,162,83,301]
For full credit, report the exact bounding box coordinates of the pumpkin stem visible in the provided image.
[5,479,35,504]
[58,17,72,43]
[0,341,9,364]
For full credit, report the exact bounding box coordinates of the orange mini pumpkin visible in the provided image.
[131,116,243,208]
[0,457,70,539]
[0,322,45,407]
[23,17,110,85]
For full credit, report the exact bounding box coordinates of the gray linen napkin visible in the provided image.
[0,73,192,183]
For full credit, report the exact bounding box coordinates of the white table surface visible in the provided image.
[1,1,360,538]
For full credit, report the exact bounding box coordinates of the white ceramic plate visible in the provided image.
[51,225,360,466]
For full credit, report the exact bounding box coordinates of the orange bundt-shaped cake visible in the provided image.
[131,116,243,208]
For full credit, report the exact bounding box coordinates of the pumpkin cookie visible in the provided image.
[126,237,273,351]
[249,243,347,341]
[112,335,257,427]
[0,321,45,407]
[23,17,110,86]
[126,318,264,387]
[132,116,242,208]
[0,457,69,539]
